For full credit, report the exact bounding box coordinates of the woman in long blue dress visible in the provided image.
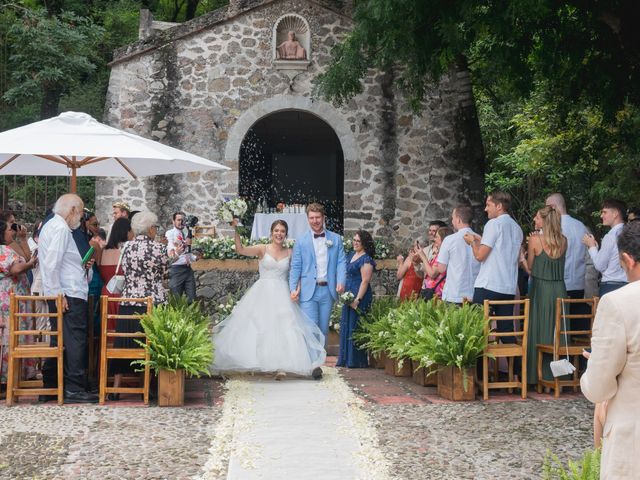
[337,230,376,368]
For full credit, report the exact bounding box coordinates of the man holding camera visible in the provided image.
[165,211,197,303]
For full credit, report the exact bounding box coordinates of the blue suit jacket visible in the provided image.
[289,230,347,302]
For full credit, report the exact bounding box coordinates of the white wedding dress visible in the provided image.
[212,252,326,376]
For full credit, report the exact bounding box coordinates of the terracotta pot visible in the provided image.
[158,369,185,407]
[384,356,412,377]
[411,360,438,386]
[437,365,476,401]
[326,329,340,357]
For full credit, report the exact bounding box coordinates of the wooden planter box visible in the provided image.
[384,356,412,377]
[411,361,438,386]
[437,365,476,401]
[368,351,387,369]
[326,329,340,356]
[158,369,185,407]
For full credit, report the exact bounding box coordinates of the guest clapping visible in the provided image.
[435,206,480,304]
[583,199,627,296]
[337,231,376,368]
[416,226,453,300]
[465,191,523,343]
[396,246,423,300]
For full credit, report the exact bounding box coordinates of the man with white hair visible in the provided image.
[545,193,588,296]
[38,193,98,403]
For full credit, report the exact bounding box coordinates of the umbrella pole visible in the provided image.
[70,165,77,193]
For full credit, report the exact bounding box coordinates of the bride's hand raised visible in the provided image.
[231,218,239,228]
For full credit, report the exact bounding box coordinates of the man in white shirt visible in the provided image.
[436,205,480,304]
[166,211,197,303]
[545,193,590,329]
[464,192,523,344]
[583,198,628,296]
[38,194,97,403]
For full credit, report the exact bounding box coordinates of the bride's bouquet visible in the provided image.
[216,198,248,224]
[338,291,355,307]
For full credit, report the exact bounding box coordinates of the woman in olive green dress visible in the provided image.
[524,206,567,385]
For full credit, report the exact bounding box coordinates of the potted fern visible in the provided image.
[352,296,398,369]
[542,448,600,479]
[135,299,214,406]
[415,303,489,401]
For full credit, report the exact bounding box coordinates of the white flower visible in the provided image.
[326,239,334,247]
[221,210,233,222]
[457,333,465,340]
[456,354,463,363]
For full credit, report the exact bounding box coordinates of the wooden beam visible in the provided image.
[114,157,137,179]
[0,154,20,171]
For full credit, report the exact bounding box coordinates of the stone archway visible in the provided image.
[225,96,357,164]
[225,96,358,232]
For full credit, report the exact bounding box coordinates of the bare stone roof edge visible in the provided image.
[109,0,353,67]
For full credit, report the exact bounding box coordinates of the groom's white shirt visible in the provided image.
[313,232,329,282]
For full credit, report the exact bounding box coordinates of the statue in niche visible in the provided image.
[276,31,307,60]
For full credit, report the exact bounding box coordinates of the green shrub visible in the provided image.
[134,304,214,376]
[352,296,399,355]
[542,448,600,480]
[411,302,489,371]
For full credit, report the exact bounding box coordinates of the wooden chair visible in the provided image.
[99,296,153,405]
[6,294,64,406]
[193,225,216,238]
[478,299,530,400]
[537,297,598,398]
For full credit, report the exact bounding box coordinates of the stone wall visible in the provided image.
[194,260,399,316]
[100,0,484,252]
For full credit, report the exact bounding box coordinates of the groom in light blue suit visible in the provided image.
[289,203,347,346]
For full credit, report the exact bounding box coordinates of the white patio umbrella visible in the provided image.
[0,111,229,192]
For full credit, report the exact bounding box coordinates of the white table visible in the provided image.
[250,212,309,241]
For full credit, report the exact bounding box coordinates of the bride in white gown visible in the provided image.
[212,219,326,379]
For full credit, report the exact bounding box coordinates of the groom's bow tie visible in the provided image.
[314,232,326,238]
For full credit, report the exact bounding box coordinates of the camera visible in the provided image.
[10,223,22,232]
[185,215,199,228]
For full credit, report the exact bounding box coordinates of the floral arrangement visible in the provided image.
[338,291,355,306]
[342,238,391,259]
[216,198,248,223]
[194,235,392,260]
[329,304,341,332]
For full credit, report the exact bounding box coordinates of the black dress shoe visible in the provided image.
[38,394,57,403]
[64,390,99,403]
[312,367,323,380]
[106,393,120,401]
[87,383,99,395]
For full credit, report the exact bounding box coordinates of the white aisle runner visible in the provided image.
[199,368,390,480]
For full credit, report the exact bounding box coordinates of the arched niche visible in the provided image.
[272,13,311,70]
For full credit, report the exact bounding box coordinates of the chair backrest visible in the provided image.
[554,297,599,347]
[101,296,153,340]
[9,294,64,344]
[483,299,530,342]
[193,225,216,238]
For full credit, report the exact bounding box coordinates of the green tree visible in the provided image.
[3,8,104,118]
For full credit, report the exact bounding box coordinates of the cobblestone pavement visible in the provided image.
[0,378,225,480]
[340,366,594,480]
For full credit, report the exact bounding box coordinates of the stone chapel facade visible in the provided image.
[100,0,484,247]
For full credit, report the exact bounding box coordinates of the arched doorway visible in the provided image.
[239,110,344,232]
